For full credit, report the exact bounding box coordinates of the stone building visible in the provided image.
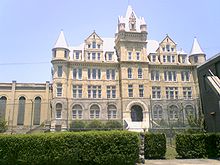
[0,6,206,133]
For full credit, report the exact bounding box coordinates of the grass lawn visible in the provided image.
[165,145,178,159]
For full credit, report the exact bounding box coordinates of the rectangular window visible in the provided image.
[57,84,62,97]
[92,41,96,48]
[151,70,159,81]
[87,53,90,60]
[128,68,132,79]
[181,71,190,81]
[112,86,116,98]
[98,86,101,98]
[138,68,142,79]
[92,68,96,79]
[182,56,186,63]
[111,69,115,80]
[107,86,111,98]
[164,71,176,81]
[139,85,144,97]
[183,87,192,99]
[136,52,140,60]
[107,86,116,98]
[88,69,91,79]
[88,85,91,98]
[163,55,166,62]
[75,51,80,60]
[73,85,82,98]
[128,84,133,97]
[57,66,63,77]
[152,55,156,62]
[64,50,68,58]
[98,69,101,79]
[72,85,77,98]
[194,55,198,63]
[97,53,100,60]
[92,53,96,60]
[92,86,97,98]
[166,87,178,99]
[167,55,171,62]
[97,44,100,49]
[73,68,77,79]
[172,56,175,62]
[152,86,161,99]
[88,85,102,98]
[106,69,110,79]
[78,68,82,79]
[128,52,132,60]
[108,53,112,60]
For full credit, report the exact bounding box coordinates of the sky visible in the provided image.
[0,0,220,83]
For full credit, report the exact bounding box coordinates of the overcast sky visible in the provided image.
[0,0,219,82]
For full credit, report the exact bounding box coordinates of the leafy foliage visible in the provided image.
[69,120,86,130]
[104,120,123,129]
[0,119,7,133]
[0,131,139,165]
[176,133,220,158]
[144,133,166,159]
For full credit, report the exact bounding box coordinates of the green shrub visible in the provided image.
[0,119,7,133]
[69,120,86,130]
[0,131,139,165]
[176,134,206,158]
[144,133,166,159]
[176,133,220,158]
[105,120,123,129]
[87,120,103,129]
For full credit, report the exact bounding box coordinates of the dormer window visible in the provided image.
[75,51,80,60]
[162,47,165,52]
[166,44,170,52]
[108,53,112,61]
[92,41,96,48]
[97,44,100,49]
[88,44,91,48]
[182,56,186,63]
[152,55,156,62]
[171,47,174,52]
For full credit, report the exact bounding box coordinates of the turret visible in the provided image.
[178,49,188,64]
[189,37,206,64]
[52,30,69,61]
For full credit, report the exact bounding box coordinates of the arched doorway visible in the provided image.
[131,105,143,122]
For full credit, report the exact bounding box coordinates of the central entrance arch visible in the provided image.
[131,105,143,122]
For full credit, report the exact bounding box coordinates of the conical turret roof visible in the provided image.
[54,30,68,49]
[190,37,204,55]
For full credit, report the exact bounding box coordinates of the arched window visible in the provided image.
[138,68,142,79]
[153,105,163,120]
[0,96,7,120]
[17,96,26,125]
[185,105,194,118]
[108,105,117,119]
[56,103,62,119]
[90,105,100,119]
[33,97,41,125]
[128,68,132,78]
[72,104,83,119]
[169,105,178,120]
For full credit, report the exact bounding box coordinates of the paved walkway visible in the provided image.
[139,159,220,165]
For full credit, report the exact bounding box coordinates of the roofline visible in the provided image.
[197,52,220,69]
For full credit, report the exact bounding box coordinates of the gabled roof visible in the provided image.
[53,30,68,49]
[190,37,204,55]
[160,34,177,45]
[85,31,103,42]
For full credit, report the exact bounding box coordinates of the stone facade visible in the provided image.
[0,6,206,133]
